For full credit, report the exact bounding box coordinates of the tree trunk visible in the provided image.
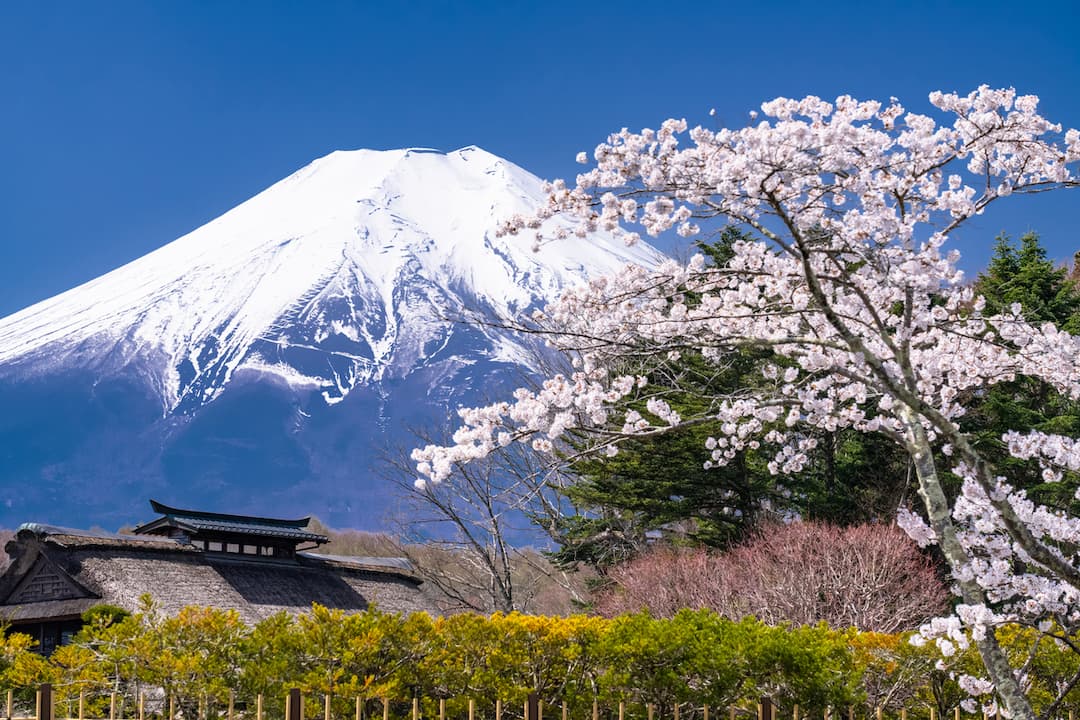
[904,419,1035,720]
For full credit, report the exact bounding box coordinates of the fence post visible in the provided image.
[79,692,85,720]
[761,699,774,720]
[357,697,363,720]
[561,702,566,720]
[37,684,53,720]
[228,692,234,720]
[704,706,709,720]
[527,694,540,720]
[793,706,799,720]
[258,695,264,720]
[593,701,599,720]
[497,699,503,720]
[440,699,446,720]
[326,695,333,720]
[648,705,655,720]
[955,709,961,720]
[382,698,389,720]
[169,696,175,720]
[675,704,681,720]
[470,700,476,720]
[8,690,13,720]
[288,689,302,720]
[412,697,419,720]
[110,692,117,720]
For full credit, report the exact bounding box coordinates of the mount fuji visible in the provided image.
[0,146,662,530]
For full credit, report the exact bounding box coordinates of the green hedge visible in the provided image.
[2,601,1077,719]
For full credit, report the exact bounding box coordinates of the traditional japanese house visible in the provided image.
[0,500,432,654]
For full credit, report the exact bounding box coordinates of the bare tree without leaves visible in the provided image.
[382,435,589,614]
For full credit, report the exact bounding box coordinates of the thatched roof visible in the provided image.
[18,523,200,552]
[0,523,433,626]
[0,598,100,623]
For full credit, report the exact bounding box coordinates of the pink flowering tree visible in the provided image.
[412,87,1080,718]
[593,522,950,633]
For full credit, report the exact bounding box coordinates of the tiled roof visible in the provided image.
[172,517,328,542]
[148,500,313,527]
[135,500,329,544]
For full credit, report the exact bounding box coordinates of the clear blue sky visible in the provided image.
[2,0,1078,318]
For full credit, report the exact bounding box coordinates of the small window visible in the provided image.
[263,546,275,556]
[190,540,205,550]
[207,541,223,552]
[226,543,240,553]
[243,545,257,555]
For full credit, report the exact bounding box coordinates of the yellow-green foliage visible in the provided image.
[7,604,1080,717]
[0,628,54,709]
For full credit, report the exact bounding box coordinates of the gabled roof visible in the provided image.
[0,598,100,623]
[0,523,432,626]
[134,500,329,544]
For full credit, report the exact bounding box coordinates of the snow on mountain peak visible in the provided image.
[0,146,663,413]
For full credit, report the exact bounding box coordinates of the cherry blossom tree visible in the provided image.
[412,86,1080,719]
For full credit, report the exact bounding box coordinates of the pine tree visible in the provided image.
[978,232,1080,331]
[549,230,911,572]
[966,232,1080,509]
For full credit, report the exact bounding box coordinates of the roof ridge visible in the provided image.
[18,523,185,545]
[144,500,314,529]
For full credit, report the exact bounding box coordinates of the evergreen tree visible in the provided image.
[550,347,779,571]
[978,232,1080,331]
[549,230,777,570]
[965,232,1080,510]
[550,231,1080,573]
[550,229,911,572]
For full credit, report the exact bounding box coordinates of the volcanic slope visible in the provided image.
[0,146,662,529]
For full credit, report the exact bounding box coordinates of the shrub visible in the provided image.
[594,522,949,632]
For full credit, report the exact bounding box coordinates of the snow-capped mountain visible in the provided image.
[0,146,662,530]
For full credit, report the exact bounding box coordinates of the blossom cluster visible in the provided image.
[411,87,1080,705]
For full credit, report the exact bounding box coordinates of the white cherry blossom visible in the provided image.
[411,86,1080,719]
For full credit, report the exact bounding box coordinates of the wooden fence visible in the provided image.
[3,687,1032,720]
